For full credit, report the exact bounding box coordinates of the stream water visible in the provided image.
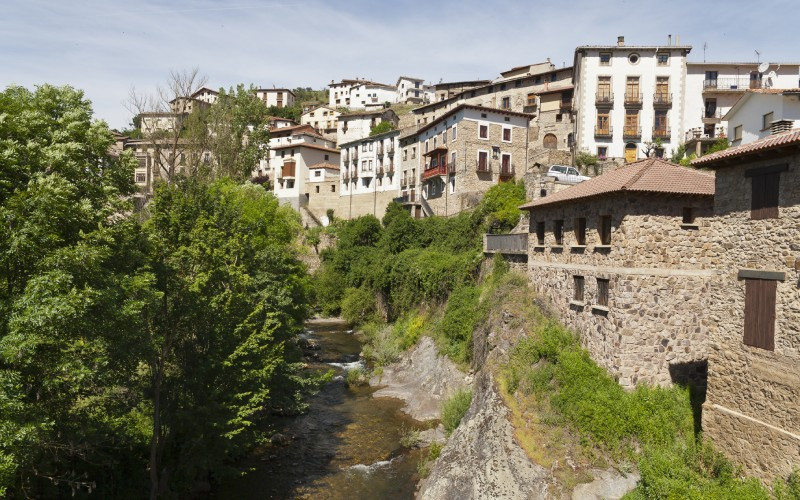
[218,319,426,499]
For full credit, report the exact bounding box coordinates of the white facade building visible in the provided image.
[337,109,399,145]
[255,88,296,108]
[339,130,401,218]
[573,36,691,162]
[396,76,433,104]
[191,87,219,104]
[272,142,340,209]
[683,62,800,147]
[301,105,341,135]
[254,125,334,178]
[724,90,800,147]
[348,82,397,110]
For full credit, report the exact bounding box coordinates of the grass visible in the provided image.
[494,274,788,499]
[441,389,473,436]
[399,426,420,448]
[345,366,369,387]
[417,442,443,479]
[359,310,434,367]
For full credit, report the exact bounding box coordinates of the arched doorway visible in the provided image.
[624,143,637,163]
[543,134,557,149]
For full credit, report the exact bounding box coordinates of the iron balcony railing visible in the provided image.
[703,78,761,90]
[624,92,643,106]
[653,92,672,106]
[499,164,515,178]
[623,126,642,138]
[595,91,613,106]
[652,126,671,139]
[484,233,528,254]
[594,125,613,138]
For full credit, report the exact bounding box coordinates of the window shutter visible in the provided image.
[763,172,780,218]
[743,279,776,351]
[751,174,765,219]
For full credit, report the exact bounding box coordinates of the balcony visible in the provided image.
[653,92,672,107]
[422,164,448,180]
[484,233,528,255]
[498,164,515,179]
[281,162,296,178]
[376,166,384,176]
[342,172,349,182]
[595,91,613,107]
[652,126,671,139]
[623,126,642,139]
[594,125,613,138]
[703,78,760,91]
[702,109,723,123]
[624,93,643,107]
[560,98,573,111]
[361,167,374,178]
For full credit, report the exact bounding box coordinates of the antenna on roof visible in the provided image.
[758,61,770,73]
[755,50,761,63]
[703,42,707,62]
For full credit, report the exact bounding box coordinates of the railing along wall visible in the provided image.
[484,233,528,254]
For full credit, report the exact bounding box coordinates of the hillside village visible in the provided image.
[115,35,800,487]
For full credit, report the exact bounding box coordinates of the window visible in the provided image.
[515,80,521,88]
[315,185,320,193]
[733,125,743,141]
[479,124,488,139]
[452,125,457,141]
[501,96,510,109]
[597,278,609,307]
[628,53,640,64]
[597,112,610,134]
[477,151,488,172]
[743,279,777,350]
[502,127,512,142]
[599,52,611,65]
[286,179,295,189]
[553,220,564,245]
[597,146,608,159]
[331,185,336,192]
[527,93,536,106]
[536,221,545,245]
[362,144,367,152]
[315,170,321,177]
[424,140,429,153]
[481,113,487,118]
[599,215,611,245]
[135,172,146,183]
[574,217,587,245]
[657,53,669,66]
[500,83,506,91]
[573,276,585,302]
[449,175,455,193]
[403,148,408,160]
[682,207,695,224]
[412,147,416,159]
[749,167,783,220]
[451,151,456,167]
[324,154,329,161]
[442,130,447,143]
[762,112,774,130]
[368,160,373,171]
[433,137,437,148]
[369,142,373,151]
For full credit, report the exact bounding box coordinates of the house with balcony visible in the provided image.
[272,141,340,210]
[416,104,531,217]
[300,105,341,138]
[338,130,400,219]
[396,76,433,104]
[337,108,399,145]
[348,81,398,110]
[693,129,800,484]
[397,127,423,218]
[573,36,690,162]
[254,124,331,178]
[683,61,800,153]
[255,88,296,108]
[518,157,716,387]
[722,89,800,147]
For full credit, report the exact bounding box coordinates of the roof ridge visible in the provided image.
[621,158,655,190]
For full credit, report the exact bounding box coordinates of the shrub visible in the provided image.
[345,366,369,387]
[313,264,346,316]
[399,426,420,448]
[441,389,473,435]
[435,286,483,363]
[369,121,395,136]
[478,180,526,234]
[340,287,377,326]
[360,324,401,367]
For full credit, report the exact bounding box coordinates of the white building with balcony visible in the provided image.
[301,105,340,137]
[272,142,339,210]
[255,88,295,108]
[337,109,399,145]
[396,76,433,104]
[254,124,334,179]
[338,130,401,219]
[573,36,691,163]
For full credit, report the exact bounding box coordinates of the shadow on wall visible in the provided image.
[669,359,708,435]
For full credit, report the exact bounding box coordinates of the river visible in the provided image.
[218,319,427,499]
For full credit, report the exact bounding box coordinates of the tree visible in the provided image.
[369,121,395,136]
[126,68,209,186]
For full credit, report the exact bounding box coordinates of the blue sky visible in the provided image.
[2,0,798,129]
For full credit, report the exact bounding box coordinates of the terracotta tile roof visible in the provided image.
[520,158,714,209]
[416,104,532,136]
[692,128,800,166]
[271,142,339,154]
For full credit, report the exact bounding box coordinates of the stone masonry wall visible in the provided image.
[702,153,800,483]
[425,118,527,217]
[525,193,716,387]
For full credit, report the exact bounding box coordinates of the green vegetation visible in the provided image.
[399,426,421,448]
[345,366,370,387]
[434,286,484,363]
[575,151,600,174]
[369,121,396,136]
[495,274,787,499]
[417,441,443,478]
[441,389,473,436]
[706,136,730,155]
[0,85,315,497]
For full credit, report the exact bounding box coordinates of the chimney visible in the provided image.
[668,34,672,46]
[617,36,625,47]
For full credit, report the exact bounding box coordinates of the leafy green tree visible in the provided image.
[478,180,526,234]
[369,121,396,136]
[705,137,729,155]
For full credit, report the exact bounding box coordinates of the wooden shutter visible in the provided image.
[743,279,776,350]
[751,172,780,219]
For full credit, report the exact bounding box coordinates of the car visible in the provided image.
[546,165,591,184]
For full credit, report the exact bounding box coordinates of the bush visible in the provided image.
[441,389,473,436]
[345,366,369,387]
[369,121,395,136]
[341,287,377,326]
[478,180,526,234]
[360,324,401,367]
[434,286,483,363]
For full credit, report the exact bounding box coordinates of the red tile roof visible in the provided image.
[271,142,339,154]
[692,128,800,166]
[310,162,340,171]
[520,158,714,209]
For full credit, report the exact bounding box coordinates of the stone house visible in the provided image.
[398,127,423,218]
[338,130,400,220]
[304,162,340,225]
[519,158,716,387]
[693,129,800,483]
[255,88,295,108]
[300,105,341,138]
[417,104,531,217]
[272,142,339,211]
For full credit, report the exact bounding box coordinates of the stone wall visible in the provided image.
[702,152,800,483]
[524,193,716,387]
[305,179,339,223]
[424,118,528,217]
[339,189,399,220]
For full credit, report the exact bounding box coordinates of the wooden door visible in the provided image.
[624,144,637,163]
[625,111,638,135]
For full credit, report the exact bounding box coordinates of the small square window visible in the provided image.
[502,128,512,142]
[573,276,585,302]
[331,185,336,192]
[599,52,611,65]
[734,125,743,141]
[315,185,320,193]
[682,207,695,224]
[597,146,608,159]
[657,53,669,66]
[597,278,609,307]
[762,112,774,130]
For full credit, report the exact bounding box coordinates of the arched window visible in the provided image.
[543,134,558,149]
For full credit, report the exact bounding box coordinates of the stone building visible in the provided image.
[418,104,531,217]
[693,129,800,484]
[255,88,295,108]
[304,162,340,224]
[397,127,423,218]
[300,105,341,138]
[339,130,400,220]
[433,80,491,102]
[519,158,716,387]
[272,141,339,211]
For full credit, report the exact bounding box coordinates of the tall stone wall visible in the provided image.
[525,193,716,387]
[702,153,800,483]
[339,189,399,220]
[306,179,339,223]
